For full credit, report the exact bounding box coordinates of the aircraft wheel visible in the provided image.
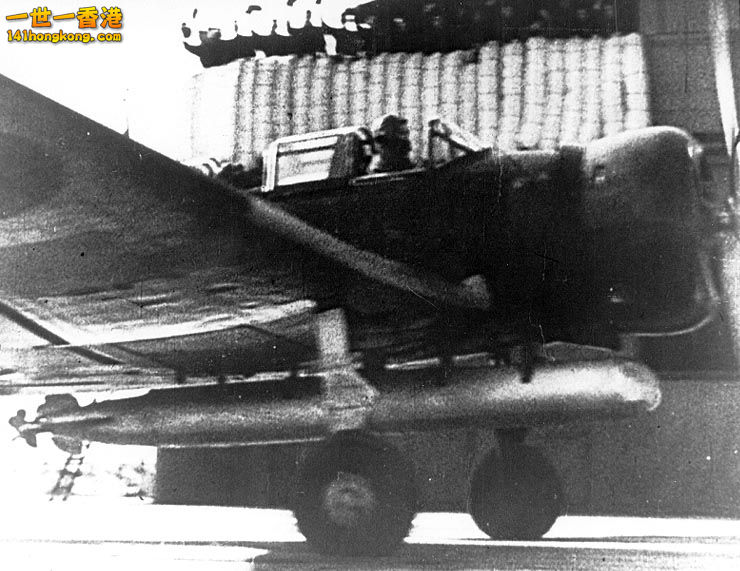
[293,430,416,555]
[468,444,563,540]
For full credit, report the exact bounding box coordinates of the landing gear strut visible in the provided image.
[293,430,417,555]
[468,435,563,540]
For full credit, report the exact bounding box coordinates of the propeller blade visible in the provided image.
[247,196,492,312]
[709,0,739,162]
[708,0,740,368]
[708,0,740,232]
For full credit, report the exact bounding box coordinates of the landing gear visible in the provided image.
[468,439,563,540]
[717,232,740,367]
[293,430,416,555]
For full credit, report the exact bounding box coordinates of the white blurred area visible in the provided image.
[0,3,203,133]
[0,2,367,134]
[0,2,370,162]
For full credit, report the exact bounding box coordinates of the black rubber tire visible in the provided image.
[293,430,417,556]
[468,444,563,540]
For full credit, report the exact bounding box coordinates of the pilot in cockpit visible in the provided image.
[369,114,414,173]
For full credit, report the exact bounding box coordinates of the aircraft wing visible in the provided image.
[0,74,487,390]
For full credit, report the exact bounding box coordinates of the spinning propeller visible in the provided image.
[709,0,740,365]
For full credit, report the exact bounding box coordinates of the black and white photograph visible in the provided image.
[0,1,739,569]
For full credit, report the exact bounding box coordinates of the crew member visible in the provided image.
[369,114,414,173]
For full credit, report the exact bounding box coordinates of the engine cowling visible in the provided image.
[581,127,717,335]
[483,127,717,338]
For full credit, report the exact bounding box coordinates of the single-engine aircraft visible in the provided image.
[0,73,735,555]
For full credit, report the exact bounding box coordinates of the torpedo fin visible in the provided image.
[52,435,84,455]
[37,394,80,417]
[8,409,37,447]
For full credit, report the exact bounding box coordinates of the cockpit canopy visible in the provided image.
[427,118,487,166]
[261,118,489,192]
